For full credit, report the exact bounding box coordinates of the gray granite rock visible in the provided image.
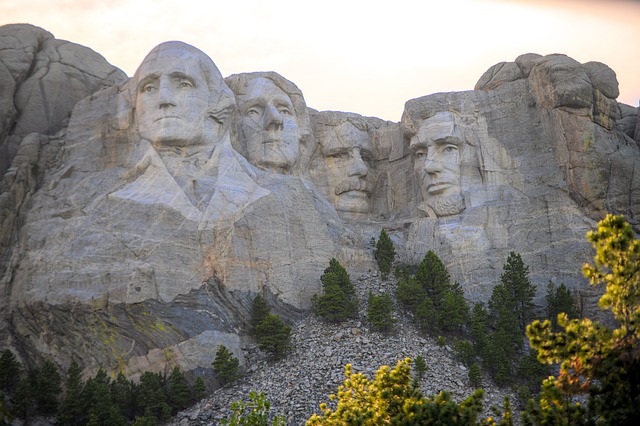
[0,25,638,392]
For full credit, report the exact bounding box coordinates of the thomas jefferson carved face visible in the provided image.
[236,77,300,172]
[322,122,373,214]
[410,111,465,217]
[132,42,230,151]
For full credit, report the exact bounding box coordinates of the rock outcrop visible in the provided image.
[0,24,638,381]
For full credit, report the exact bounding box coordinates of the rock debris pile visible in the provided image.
[170,272,514,425]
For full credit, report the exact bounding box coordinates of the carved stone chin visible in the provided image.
[420,193,466,217]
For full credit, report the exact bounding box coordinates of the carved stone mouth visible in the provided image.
[426,182,453,194]
[154,116,180,122]
[335,180,371,196]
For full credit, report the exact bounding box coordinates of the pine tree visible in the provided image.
[413,356,428,379]
[83,368,126,426]
[191,377,206,403]
[250,294,271,334]
[31,360,62,417]
[468,363,482,389]
[58,360,86,426]
[137,371,170,423]
[375,229,396,280]
[485,284,522,385]
[415,251,451,308]
[212,345,240,385]
[168,367,191,414]
[366,291,397,333]
[10,376,31,420]
[306,359,511,425]
[415,297,438,334]
[526,215,640,425]
[545,282,579,332]
[0,350,22,396]
[470,302,489,354]
[255,314,292,359]
[312,258,358,322]
[500,251,536,333]
[439,282,469,332]
[453,339,475,367]
[110,372,138,421]
[396,276,426,312]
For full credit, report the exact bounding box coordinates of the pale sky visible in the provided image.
[2,0,639,122]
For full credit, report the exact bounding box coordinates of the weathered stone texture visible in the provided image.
[0,25,638,383]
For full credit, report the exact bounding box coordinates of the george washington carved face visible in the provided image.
[132,42,232,151]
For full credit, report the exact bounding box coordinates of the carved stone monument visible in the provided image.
[0,25,638,380]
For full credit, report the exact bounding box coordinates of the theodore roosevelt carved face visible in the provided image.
[236,77,300,172]
[321,121,374,215]
[410,111,466,217]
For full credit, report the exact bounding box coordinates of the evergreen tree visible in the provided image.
[191,377,206,404]
[168,367,191,414]
[375,229,396,280]
[0,397,11,425]
[415,251,451,308]
[545,282,579,332]
[453,339,475,367]
[255,314,292,359]
[485,284,522,385]
[526,215,640,425]
[396,276,426,312]
[413,356,428,380]
[439,282,469,333]
[137,371,170,424]
[250,294,271,334]
[213,345,241,385]
[307,359,512,425]
[500,252,536,334]
[83,368,126,426]
[469,302,489,354]
[322,258,356,300]
[415,297,438,335]
[366,291,397,333]
[10,377,31,420]
[58,361,86,426]
[110,372,138,421]
[312,258,358,323]
[468,363,482,389]
[0,350,22,396]
[31,360,62,417]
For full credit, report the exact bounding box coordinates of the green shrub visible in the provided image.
[221,391,285,426]
[413,356,428,379]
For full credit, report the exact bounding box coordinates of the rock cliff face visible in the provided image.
[0,24,638,379]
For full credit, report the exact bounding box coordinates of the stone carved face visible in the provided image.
[236,77,300,172]
[410,111,466,217]
[322,122,374,214]
[132,42,232,150]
